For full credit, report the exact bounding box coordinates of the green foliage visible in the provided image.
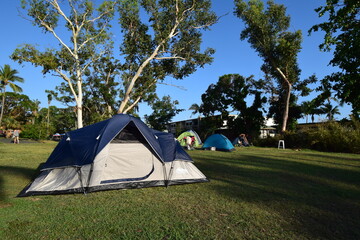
[268,92,302,131]
[0,92,35,128]
[189,103,201,118]
[197,115,224,140]
[145,95,183,131]
[78,55,120,125]
[39,106,76,133]
[117,0,217,113]
[20,123,49,140]
[234,0,304,132]
[309,119,360,153]
[309,0,360,118]
[200,74,266,138]
[12,0,118,128]
[256,118,360,153]
[321,100,340,121]
[0,65,25,127]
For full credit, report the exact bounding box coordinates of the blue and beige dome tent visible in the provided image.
[177,130,202,148]
[202,134,235,152]
[18,114,208,197]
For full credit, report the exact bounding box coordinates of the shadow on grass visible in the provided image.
[194,153,360,240]
[0,165,41,202]
[299,152,360,164]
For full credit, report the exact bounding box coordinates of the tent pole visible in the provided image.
[167,162,175,188]
[85,163,94,193]
[163,162,169,187]
[77,167,87,195]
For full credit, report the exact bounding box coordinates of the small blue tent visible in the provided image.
[19,114,208,197]
[202,134,235,152]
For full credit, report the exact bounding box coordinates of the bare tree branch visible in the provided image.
[54,69,79,103]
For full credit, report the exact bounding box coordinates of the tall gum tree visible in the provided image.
[234,0,302,133]
[116,0,217,114]
[12,0,118,128]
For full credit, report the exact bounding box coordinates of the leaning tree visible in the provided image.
[116,0,217,114]
[234,0,302,133]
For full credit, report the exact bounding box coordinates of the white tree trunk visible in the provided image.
[281,83,292,133]
[276,67,292,133]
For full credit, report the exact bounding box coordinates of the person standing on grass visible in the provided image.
[13,129,20,144]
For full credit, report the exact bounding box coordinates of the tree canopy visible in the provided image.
[116,0,217,114]
[144,95,183,131]
[200,74,266,138]
[12,0,217,128]
[234,0,303,133]
[309,0,360,118]
[12,0,118,128]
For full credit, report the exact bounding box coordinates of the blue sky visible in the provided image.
[0,0,352,123]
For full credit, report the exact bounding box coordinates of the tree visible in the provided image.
[200,74,266,138]
[37,105,76,133]
[81,55,120,125]
[234,0,302,133]
[189,103,201,118]
[144,95,183,131]
[116,0,217,114]
[0,92,34,128]
[0,64,24,127]
[321,99,340,121]
[309,0,360,118]
[12,0,118,128]
[301,100,324,123]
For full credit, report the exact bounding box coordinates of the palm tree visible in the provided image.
[0,65,24,127]
[301,100,326,123]
[189,103,201,118]
[30,99,40,125]
[321,100,340,121]
[301,101,313,123]
[189,103,203,131]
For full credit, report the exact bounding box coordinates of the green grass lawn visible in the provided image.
[1,142,360,239]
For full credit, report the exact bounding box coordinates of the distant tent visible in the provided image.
[202,134,235,152]
[52,133,62,141]
[18,114,208,197]
[177,130,202,147]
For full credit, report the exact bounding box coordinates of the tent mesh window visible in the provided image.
[111,121,162,161]
[111,122,148,144]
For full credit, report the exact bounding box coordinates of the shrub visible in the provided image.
[309,120,360,153]
[255,118,360,154]
[253,135,281,148]
[21,123,49,140]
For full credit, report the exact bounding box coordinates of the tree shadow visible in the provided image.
[299,152,360,163]
[0,164,42,202]
[194,154,360,240]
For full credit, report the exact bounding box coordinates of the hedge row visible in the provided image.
[254,119,360,154]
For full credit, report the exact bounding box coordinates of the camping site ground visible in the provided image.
[1,142,360,239]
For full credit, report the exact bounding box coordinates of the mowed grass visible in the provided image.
[1,142,360,240]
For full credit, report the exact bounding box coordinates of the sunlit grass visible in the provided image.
[1,143,359,239]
